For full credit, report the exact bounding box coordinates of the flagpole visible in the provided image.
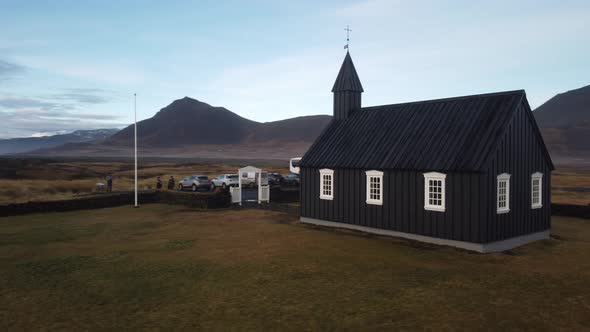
[134,93,138,208]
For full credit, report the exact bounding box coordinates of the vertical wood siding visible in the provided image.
[301,167,485,243]
[482,103,552,243]
[333,91,361,120]
[301,102,552,245]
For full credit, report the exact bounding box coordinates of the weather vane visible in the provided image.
[344,25,351,50]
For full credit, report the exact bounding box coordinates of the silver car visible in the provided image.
[211,174,239,189]
[178,175,211,191]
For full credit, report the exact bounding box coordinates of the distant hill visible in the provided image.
[33,97,332,159]
[17,88,590,163]
[533,84,590,163]
[105,97,332,147]
[248,115,333,143]
[105,97,258,147]
[0,129,119,155]
[534,85,590,128]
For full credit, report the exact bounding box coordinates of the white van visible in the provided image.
[240,171,256,186]
[290,157,302,174]
[240,171,268,187]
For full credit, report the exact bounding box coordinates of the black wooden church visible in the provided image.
[299,51,554,252]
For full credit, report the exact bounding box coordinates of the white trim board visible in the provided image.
[319,168,334,200]
[365,170,384,205]
[423,172,446,212]
[300,217,550,253]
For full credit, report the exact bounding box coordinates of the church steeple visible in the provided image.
[332,51,363,120]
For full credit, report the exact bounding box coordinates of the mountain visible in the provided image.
[17,87,590,163]
[33,97,332,159]
[534,85,590,128]
[104,97,332,148]
[105,97,257,147]
[533,84,590,163]
[247,115,333,143]
[0,129,119,155]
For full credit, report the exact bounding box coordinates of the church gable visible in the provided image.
[483,96,555,172]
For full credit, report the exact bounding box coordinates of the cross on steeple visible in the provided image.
[344,25,352,50]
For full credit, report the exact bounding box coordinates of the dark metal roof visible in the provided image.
[301,90,548,172]
[331,51,364,93]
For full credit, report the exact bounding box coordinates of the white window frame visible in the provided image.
[365,170,383,205]
[497,173,511,214]
[531,172,543,209]
[423,172,446,212]
[319,169,334,200]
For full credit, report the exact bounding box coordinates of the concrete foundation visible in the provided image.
[300,217,550,253]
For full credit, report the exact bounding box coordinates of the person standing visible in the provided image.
[105,174,113,192]
[156,176,163,190]
[168,176,175,190]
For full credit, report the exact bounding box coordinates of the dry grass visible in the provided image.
[553,167,590,188]
[0,160,288,204]
[0,205,589,330]
[552,166,590,205]
[1,159,589,205]
[552,191,590,205]
[0,179,99,203]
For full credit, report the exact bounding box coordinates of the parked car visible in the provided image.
[178,175,211,191]
[211,174,239,189]
[283,173,300,186]
[240,171,256,187]
[268,173,284,186]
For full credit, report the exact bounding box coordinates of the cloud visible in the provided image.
[0,59,26,82]
[0,91,125,139]
[49,88,118,104]
[0,97,65,110]
[75,112,121,120]
[329,0,590,108]
[205,49,339,121]
[9,108,120,121]
[13,55,146,86]
[0,109,126,139]
[0,88,117,113]
[30,130,67,138]
[0,39,49,51]
[198,0,589,121]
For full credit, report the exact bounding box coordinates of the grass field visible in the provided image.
[1,158,589,206]
[1,205,589,331]
[0,159,288,204]
[552,167,590,205]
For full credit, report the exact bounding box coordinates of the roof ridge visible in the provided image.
[300,89,530,171]
[361,89,525,111]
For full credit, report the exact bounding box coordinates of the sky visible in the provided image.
[0,0,589,139]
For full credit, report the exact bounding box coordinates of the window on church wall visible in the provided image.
[531,172,543,209]
[497,173,510,214]
[319,169,334,200]
[365,170,383,205]
[424,172,446,212]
